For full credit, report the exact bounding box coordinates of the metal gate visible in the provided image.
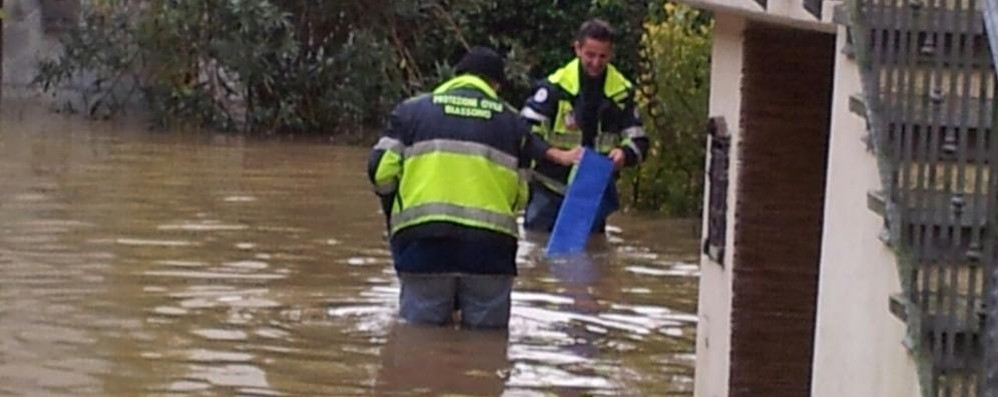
[847,0,998,393]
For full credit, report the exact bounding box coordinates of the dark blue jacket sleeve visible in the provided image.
[619,92,649,167]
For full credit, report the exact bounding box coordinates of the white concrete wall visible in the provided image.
[677,0,836,33]
[683,0,765,14]
[766,0,837,25]
[694,13,745,397]
[809,23,923,397]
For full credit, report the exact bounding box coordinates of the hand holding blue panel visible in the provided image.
[545,149,614,256]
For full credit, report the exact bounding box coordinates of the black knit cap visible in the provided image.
[454,46,506,86]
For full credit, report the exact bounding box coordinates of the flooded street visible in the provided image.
[0,102,699,396]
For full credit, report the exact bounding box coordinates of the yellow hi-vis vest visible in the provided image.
[539,59,633,153]
[372,75,529,237]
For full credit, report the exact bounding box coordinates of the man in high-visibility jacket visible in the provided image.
[368,46,581,329]
[520,18,649,233]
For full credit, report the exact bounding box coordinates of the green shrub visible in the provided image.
[34,0,712,214]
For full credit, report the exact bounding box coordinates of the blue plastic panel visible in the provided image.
[545,149,613,256]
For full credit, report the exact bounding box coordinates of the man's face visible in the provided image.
[574,38,613,78]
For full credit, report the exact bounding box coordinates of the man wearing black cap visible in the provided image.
[368,46,581,328]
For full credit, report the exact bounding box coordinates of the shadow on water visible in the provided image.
[0,100,699,396]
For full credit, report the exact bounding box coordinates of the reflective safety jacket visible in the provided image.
[368,75,551,252]
[520,59,649,194]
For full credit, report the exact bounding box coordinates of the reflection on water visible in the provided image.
[0,101,699,396]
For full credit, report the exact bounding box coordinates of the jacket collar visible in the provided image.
[547,58,631,99]
[432,75,498,99]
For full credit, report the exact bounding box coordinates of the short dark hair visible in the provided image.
[575,18,615,43]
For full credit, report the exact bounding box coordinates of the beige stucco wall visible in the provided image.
[809,23,923,397]
[677,0,825,22]
[694,13,744,397]
[696,12,922,397]
[678,0,837,33]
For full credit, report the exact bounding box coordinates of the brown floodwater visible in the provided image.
[0,101,699,396]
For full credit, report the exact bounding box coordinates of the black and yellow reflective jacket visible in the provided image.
[520,59,649,194]
[367,75,551,249]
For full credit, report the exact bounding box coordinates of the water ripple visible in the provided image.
[0,118,698,396]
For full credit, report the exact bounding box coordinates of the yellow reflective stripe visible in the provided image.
[621,127,645,162]
[375,137,404,154]
[622,126,646,139]
[519,169,532,183]
[596,133,620,153]
[514,170,530,211]
[374,150,403,191]
[530,170,567,195]
[374,180,398,195]
[432,75,498,99]
[391,203,518,236]
[399,153,521,211]
[547,132,581,149]
[551,100,577,137]
[405,139,518,172]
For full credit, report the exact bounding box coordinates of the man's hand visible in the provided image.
[546,146,583,166]
[608,148,625,170]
